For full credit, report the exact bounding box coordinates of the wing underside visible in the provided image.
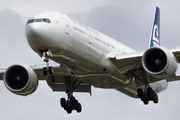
[33,63,91,94]
[109,46,180,97]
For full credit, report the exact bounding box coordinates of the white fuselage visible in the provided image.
[25,11,166,91]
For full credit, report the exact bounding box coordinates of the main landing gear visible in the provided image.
[132,70,159,105]
[41,52,82,114]
[137,86,158,105]
[60,96,82,114]
[60,77,82,114]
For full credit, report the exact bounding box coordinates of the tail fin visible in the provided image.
[149,7,160,48]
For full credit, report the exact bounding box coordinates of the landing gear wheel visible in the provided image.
[43,66,54,76]
[137,88,145,101]
[147,87,154,100]
[153,94,159,104]
[43,67,48,76]
[60,98,66,107]
[48,66,53,75]
[143,97,149,105]
[67,107,72,114]
[76,103,82,113]
[137,88,143,98]
[137,87,159,105]
[60,96,82,114]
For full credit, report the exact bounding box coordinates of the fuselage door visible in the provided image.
[61,18,69,34]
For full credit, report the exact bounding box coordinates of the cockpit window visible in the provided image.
[42,18,51,23]
[27,19,35,24]
[42,18,47,22]
[26,18,51,25]
[35,18,42,22]
[47,19,51,23]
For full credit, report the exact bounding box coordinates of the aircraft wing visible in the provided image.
[109,52,144,75]
[116,83,138,98]
[108,48,180,98]
[0,67,6,80]
[0,63,91,94]
[0,73,3,80]
[109,48,180,82]
[169,47,180,63]
[165,47,180,82]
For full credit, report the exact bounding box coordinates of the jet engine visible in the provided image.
[142,47,178,79]
[3,64,38,96]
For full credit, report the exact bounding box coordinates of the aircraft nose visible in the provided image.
[25,24,46,49]
[26,24,43,42]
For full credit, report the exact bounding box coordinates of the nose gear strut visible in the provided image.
[39,50,54,76]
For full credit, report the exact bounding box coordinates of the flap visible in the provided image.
[109,52,144,74]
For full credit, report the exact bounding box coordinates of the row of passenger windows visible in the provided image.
[94,37,115,49]
[26,18,51,25]
[72,26,115,50]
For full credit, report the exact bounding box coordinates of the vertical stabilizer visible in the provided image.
[149,7,160,48]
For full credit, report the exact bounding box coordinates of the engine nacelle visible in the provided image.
[142,46,178,79]
[3,64,38,96]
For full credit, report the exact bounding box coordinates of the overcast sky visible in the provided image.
[0,0,180,120]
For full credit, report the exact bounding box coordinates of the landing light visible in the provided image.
[109,55,116,62]
[39,51,50,57]
[43,51,50,57]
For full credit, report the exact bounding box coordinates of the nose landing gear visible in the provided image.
[39,50,54,76]
[43,57,53,76]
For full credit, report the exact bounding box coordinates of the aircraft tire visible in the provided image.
[67,108,72,114]
[137,88,143,98]
[153,94,159,104]
[60,98,66,107]
[76,103,82,113]
[48,66,53,75]
[43,67,48,76]
[147,87,155,100]
[143,97,149,105]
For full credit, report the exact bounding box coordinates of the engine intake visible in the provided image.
[142,47,177,79]
[3,64,38,96]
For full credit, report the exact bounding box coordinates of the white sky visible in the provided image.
[0,0,180,120]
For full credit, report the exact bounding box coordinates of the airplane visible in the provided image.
[1,7,180,114]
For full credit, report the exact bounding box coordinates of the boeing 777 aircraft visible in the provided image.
[1,7,180,114]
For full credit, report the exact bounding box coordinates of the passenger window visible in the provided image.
[35,19,42,22]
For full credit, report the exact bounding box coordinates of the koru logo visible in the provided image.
[152,24,159,46]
